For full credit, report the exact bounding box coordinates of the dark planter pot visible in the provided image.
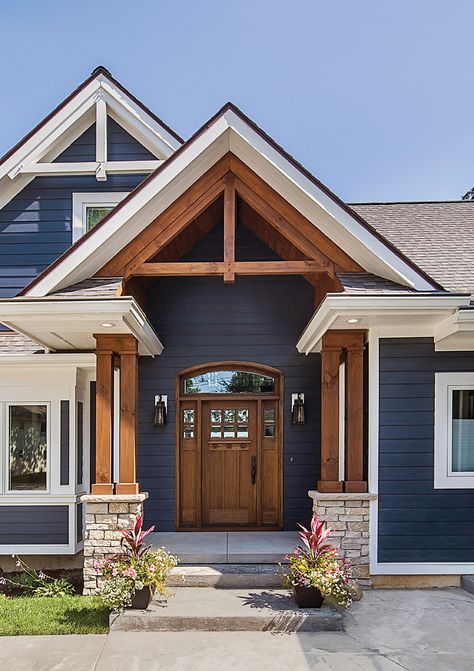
[130,585,155,609]
[292,585,325,609]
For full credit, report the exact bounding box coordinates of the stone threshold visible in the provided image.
[110,587,343,632]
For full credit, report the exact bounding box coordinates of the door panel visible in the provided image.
[202,401,257,527]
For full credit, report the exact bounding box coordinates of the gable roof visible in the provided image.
[0,66,182,210]
[17,103,440,297]
[351,201,474,294]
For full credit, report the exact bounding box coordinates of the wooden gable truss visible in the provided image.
[99,153,362,304]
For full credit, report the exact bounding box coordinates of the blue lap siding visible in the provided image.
[137,225,320,531]
[378,337,474,563]
[0,119,152,299]
[0,506,69,544]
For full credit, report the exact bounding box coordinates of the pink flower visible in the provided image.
[149,564,156,573]
[122,567,137,579]
[112,567,118,577]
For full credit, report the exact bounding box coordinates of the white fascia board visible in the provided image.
[25,120,231,297]
[224,109,435,291]
[99,75,181,155]
[0,353,96,367]
[434,308,474,350]
[0,298,163,356]
[0,73,180,209]
[297,294,472,354]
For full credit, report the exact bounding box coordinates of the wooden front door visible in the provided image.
[177,363,282,530]
[202,400,257,527]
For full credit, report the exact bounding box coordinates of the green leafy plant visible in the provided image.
[283,515,354,608]
[96,514,178,612]
[0,556,74,598]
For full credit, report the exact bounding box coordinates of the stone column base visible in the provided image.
[81,492,148,595]
[308,490,376,586]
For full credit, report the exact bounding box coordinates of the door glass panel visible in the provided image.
[183,409,195,439]
[184,370,275,394]
[264,407,276,438]
[452,389,474,471]
[209,407,249,439]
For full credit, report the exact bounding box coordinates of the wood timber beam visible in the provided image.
[99,155,230,277]
[229,154,362,272]
[223,173,236,282]
[318,330,367,493]
[233,176,335,277]
[92,334,140,495]
[92,335,115,494]
[130,260,331,277]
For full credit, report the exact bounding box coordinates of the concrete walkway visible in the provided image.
[3,588,474,670]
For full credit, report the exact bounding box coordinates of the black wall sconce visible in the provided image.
[291,393,306,425]
[153,395,168,426]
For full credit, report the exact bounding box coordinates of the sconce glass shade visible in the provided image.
[292,393,306,425]
[153,395,167,426]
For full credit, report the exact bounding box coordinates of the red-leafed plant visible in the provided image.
[120,514,155,557]
[283,513,353,608]
[96,513,177,612]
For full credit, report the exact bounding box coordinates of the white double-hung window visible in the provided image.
[72,192,128,242]
[435,372,474,488]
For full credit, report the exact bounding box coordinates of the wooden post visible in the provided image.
[223,172,236,283]
[116,336,139,494]
[318,334,343,492]
[345,335,367,493]
[92,336,114,494]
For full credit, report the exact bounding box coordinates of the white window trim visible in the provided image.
[72,192,129,243]
[4,401,51,495]
[435,372,474,489]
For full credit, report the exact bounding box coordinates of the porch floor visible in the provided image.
[149,531,299,564]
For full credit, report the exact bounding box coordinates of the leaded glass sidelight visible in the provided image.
[184,370,275,395]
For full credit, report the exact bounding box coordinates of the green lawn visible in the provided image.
[0,595,110,636]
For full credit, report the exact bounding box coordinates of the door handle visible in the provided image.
[251,456,257,485]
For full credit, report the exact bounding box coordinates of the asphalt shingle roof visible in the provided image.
[350,201,474,293]
[0,332,44,355]
[50,277,123,298]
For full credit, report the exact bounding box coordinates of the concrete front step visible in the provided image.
[110,588,343,633]
[168,564,283,588]
[461,575,474,595]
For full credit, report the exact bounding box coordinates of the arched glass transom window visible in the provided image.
[183,369,276,395]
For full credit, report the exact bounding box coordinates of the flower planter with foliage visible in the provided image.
[284,514,354,609]
[96,514,178,612]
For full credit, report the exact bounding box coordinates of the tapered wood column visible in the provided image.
[116,337,139,494]
[318,335,343,493]
[92,336,114,494]
[345,336,367,493]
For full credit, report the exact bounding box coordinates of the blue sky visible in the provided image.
[1,0,473,202]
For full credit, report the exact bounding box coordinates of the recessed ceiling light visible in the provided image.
[100,322,115,328]
[346,318,360,324]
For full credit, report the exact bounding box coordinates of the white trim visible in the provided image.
[368,328,380,576]
[20,109,441,297]
[338,360,345,482]
[296,293,472,354]
[72,192,129,243]
[434,372,474,488]
[0,70,180,210]
[370,562,474,575]
[0,298,163,356]
[95,95,107,165]
[17,161,162,177]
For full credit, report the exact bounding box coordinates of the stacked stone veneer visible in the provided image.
[308,491,376,585]
[81,493,148,595]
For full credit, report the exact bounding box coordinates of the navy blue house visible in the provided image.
[1,67,474,582]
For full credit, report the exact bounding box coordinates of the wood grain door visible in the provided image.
[202,400,257,527]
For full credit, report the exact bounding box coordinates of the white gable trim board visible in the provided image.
[0,69,180,210]
[21,110,439,298]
